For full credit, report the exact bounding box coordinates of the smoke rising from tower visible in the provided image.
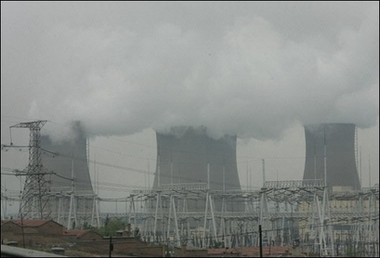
[41,121,93,194]
[1,2,376,141]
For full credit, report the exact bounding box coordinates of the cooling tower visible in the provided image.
[303,123,360,190]
[40,121,94,228]
[41,121,93,194]
[153,126,241,191]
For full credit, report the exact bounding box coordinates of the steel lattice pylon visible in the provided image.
[2,120,101,229]
[10,120,51,219]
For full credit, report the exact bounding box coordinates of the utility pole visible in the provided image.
[157,140,161,188]
[68,159,77,230]
[259,225,263,257]
[368,155,371,188]
[262,159,266,186]
[109,236,113,258]
[323,125,327,187]
[171,152,173,186]
[314,135,317,180]
[360,147,362,189]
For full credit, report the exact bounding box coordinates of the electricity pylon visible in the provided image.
[9,120,53,219]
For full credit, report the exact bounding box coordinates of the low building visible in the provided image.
[1,219,65,246]
[63,229,103,242]
[173,245,208,257]
[1,219,165,256]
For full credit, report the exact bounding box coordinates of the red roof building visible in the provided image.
[63,229,103,242]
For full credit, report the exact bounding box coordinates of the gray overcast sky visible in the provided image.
[1,2,378,212]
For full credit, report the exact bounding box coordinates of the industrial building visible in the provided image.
[39,121,99,229]
[153,126,240,191]
[41,121,94,193]
[303,123,361,190]
[122,124,378,256]
[1,121,378,257]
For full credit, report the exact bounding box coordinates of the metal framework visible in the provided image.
[1,120,101,229]
[94,180,378,257]
[1,190,101,229]
[2,179,378,256]
[8,120,52,219]
[1,122,378,256]
[53,192,101,229]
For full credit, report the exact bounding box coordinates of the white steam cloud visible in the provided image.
[2,2,379,140]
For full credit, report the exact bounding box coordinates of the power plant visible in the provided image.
[41,121,94,193]
[1,121,378,257]
[153,126,240,191]
[40,121,98,228]
[303,123,361,190]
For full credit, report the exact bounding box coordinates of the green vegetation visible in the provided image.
[211,241,224,248]
[82,221,95,230]
[95,217,126,237]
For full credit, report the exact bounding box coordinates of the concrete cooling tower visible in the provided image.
[40,121,95,227]
[153,126,241,191]
[303,123,360,190]
[151,126,242,213]
[41,121,93,194]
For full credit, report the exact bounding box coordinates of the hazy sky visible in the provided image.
[1,2,379,213]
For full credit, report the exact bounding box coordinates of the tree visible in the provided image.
[96,218,125,236]
[134,227,141,240]
[82,222,94,230]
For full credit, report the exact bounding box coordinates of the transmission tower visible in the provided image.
[9,120,52,219]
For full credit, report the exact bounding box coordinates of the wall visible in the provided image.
[74,238,165,257]
[39,221,64,235]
